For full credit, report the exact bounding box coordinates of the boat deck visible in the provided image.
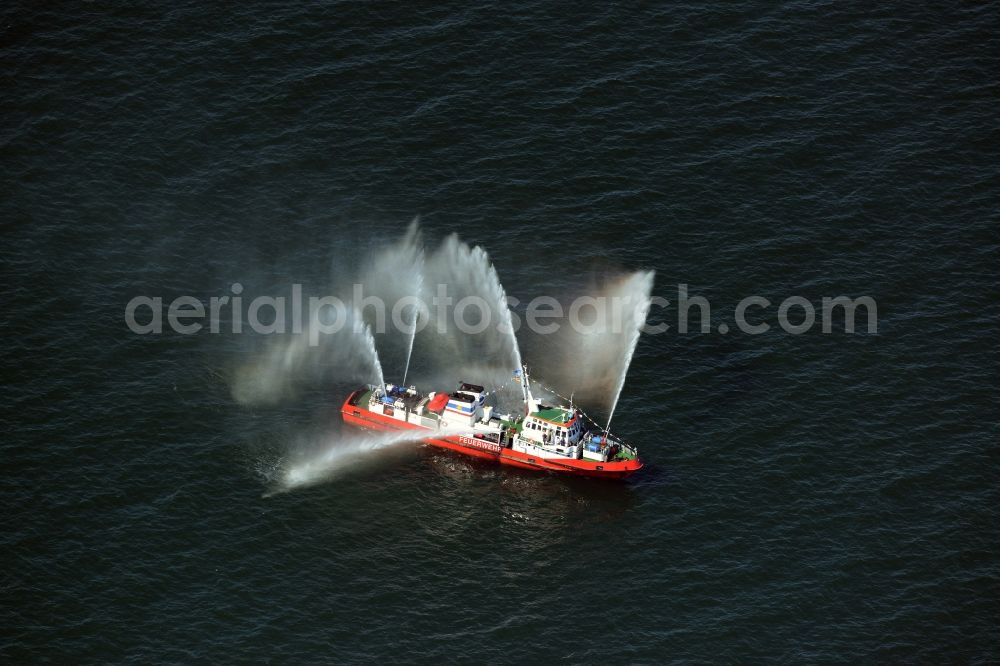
[349,385,637,462]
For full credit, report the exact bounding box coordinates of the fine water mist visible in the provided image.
[604,272,654,431]
[231,305,385,405]
[356,220,426,380]
[419,234,525,408]
[230,222,529,408]
[232,220,653,486]
[230,222,425,406]
[521,270,654,424]
[355,308,386,394]
[279,425,477,490]
[402,271,424,386]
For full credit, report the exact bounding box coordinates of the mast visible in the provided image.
[517,364,534,415]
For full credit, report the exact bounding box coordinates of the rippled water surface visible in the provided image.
[3,2,998,662]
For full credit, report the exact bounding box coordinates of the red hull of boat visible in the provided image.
[341,391,643,480]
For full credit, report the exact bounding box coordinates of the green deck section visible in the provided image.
[499,418,524,433]
[531,407,571,423]
[613,447,637,461]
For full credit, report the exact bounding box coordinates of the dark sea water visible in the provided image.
[3,2,999,663]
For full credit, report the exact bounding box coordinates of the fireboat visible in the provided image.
[340,368,643,479]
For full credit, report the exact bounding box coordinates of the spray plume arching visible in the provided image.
[230,222,427,406]
[230,304,385,406]
[350,219,431,388]
[604,270,654,431]
[352,308,385,394]
[229,221,526,407]
[519,270,655,425]
[420,234,524,380]
[347,222,527,392]
[280,424,479,490]
[230,224,652,423]
[402,269,424,386]
[228,222,656,490]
